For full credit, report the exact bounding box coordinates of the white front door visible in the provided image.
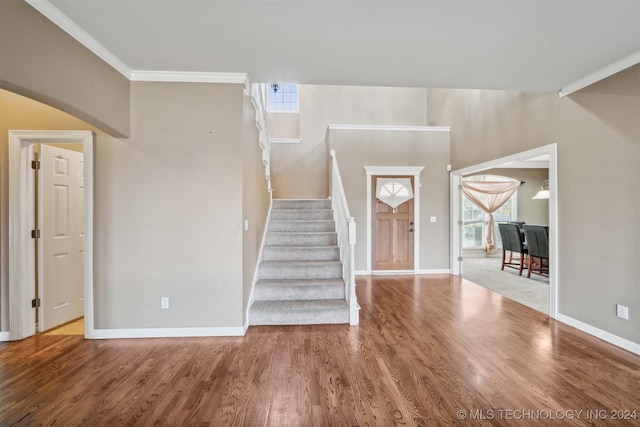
[38,144,84,331]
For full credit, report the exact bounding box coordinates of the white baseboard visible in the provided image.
[0,331,11,341]
[416,269,451,274]
[556,313,640,356]
[88,326,246,339]
[371,270,415,275]
[356,269,450,276]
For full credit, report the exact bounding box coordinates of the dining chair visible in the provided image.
[523,225,549,278]
[497,222,528,276]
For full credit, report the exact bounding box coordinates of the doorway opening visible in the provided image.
[35,143,85,334]
[450,144,558,318]
[7,130,94,341]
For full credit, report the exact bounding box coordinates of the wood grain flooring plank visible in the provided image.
[1,274,639,426]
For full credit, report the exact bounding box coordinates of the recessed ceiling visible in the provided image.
[35,0,640,91]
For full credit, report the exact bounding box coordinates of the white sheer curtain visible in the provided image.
[462,179,521,254]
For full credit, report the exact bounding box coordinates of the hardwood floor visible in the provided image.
[42,318,84,336]
[1,275,639,426]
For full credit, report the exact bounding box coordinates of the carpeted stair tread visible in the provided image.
[260,260,343,266]
[272,199,332,210]
[271,209,333,220]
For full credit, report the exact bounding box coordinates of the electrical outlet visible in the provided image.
[161,297,169,309]
[616,304,629,320]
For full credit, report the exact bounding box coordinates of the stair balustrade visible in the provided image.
[329,150,359,325]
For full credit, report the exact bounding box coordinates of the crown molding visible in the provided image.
[270,138,301,144]
[364,166,425,176]
[130,71,248,84]
[559,51,640,97]
[328,124,450,132]
[25,0,132,78]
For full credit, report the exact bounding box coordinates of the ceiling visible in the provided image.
[34,0,640,92]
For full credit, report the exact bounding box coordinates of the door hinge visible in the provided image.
[31,160,41,170]
[31,229,41,239]
[458,220,463,226]
[31,298,41,308]
[458,256,463,262]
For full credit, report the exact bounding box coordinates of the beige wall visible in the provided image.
[93,82,248,329]
[0,1,130,138]
[555,65,639,343]
[266,112,300,139]
[428,89,557,169]
[271,85,428,198]
[329,129,450,271]
[428,66,640,345]
[41,143,84,153]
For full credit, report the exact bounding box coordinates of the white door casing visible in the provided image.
[364,166,424,274]
[38,144,85,331]
[7,130,94,341]
[372,176,415,270]
[449,143,558,319]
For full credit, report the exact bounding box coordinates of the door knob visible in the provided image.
[408,228,414,232]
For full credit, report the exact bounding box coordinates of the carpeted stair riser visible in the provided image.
[259,261,343,280]
[265,232,337,246]
[268,220,335,232]
[272,199,332,210]
[254,279,345,301]
[250,300,349,325]
[262,246,340,262]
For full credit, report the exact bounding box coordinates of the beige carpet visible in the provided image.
[462,256,549,314]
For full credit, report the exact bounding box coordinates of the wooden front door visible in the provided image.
[372,176,415,270]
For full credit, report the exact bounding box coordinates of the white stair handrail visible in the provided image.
[329,149,359,325]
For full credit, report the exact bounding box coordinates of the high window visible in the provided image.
[267,83,298,112]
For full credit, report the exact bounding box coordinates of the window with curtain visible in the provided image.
[462,175,519,251]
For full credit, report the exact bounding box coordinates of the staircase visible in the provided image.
[249,199,350,325]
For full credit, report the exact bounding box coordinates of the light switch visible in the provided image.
[430,216,437,223]
[244,219,249,231]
